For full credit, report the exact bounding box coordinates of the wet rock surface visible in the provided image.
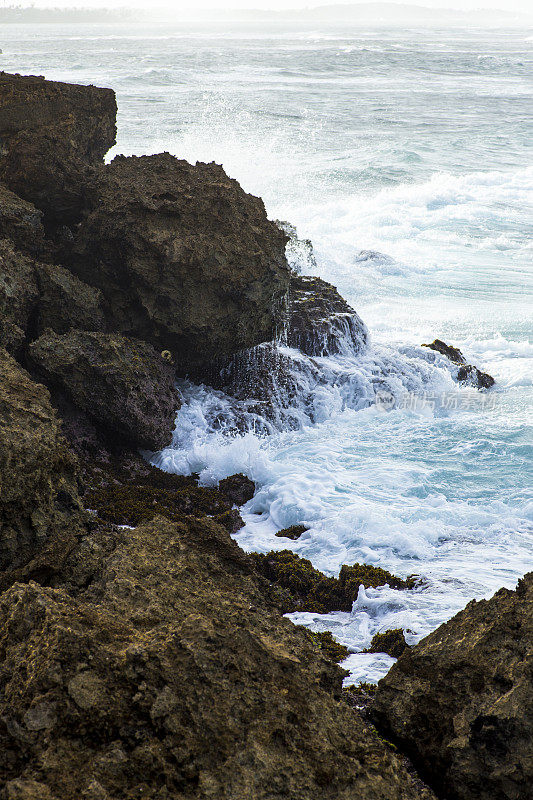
[71,153,290,374]
[422,339,495,389]
[366,629,410,659]
[0,348,84,574]
[287,275,368,357]
[28,330,180,450]
[371,574,533,800]
[0,71,116,226]
[217,473,256,506]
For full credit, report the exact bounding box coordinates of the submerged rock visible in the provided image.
[28,330,180,450]
[371,573,533,800]
[0,348,84,573]
[287,274,368,357]
[0,72,116,226]
[0,515,437,799]
[422,339,495,389]
[71,153,290,374]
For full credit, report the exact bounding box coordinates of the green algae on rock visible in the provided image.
[251,550,414,614]
[275,524,309,540]
[365,629,410,658]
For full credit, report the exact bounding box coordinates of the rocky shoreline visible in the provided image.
[0,71,530,799]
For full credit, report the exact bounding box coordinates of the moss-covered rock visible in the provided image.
[275,524,309,540]
[304,630,349,662]
[366,629,410,658]
[84,481,230,527]
[251,550,414,613]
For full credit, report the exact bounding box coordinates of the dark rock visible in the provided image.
[275,524,309,540]
[422,338,466,364]
[0,239,39,355]
[0,515,437,799]
[287,274,368,357]
[365,629,410,658]
[0,72,116,226]
[371,574,533,800]
[0,182,46,257]
[422,339,495,389]
[35,262,106,336]
[252,550,414,614]
[218,473,256,506]
[71,153,290,374]
[0,348,84,574]
[28,330,180,451]
[456,364,495,389]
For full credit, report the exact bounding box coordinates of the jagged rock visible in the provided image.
[0,516,437,800]
[35,262,106,336]
[28,330,180,451]
[0,182,45,257]
[365,629,410,658]
[0,348,84,574]
[0,239,39,356]
[70,153,290,374]
[218,473,256,506]
[0,72,116,226]
[275,219,317,273]
[371,574,533,800]
[287,275,368,357]
[252,550,414,614]
[422,339,495,389]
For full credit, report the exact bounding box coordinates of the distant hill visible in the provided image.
[0,6,134,23]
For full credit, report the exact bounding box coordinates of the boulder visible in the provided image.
[28,330,180,451]
[422,339,495,389]
[0,348,83,573]
[35,262,106,336]
[371,574,533,800]
[0,515,437,800]
[0,239,39,356]
[365,629,410,658]
[0,182,45,256]
[218,473,256,506]
[0,72,116,226]
[71,153,290,374]
[287,275,368,357]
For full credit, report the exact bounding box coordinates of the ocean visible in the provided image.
[4,20,531,682]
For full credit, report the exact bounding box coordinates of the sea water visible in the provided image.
[3,21,531,682]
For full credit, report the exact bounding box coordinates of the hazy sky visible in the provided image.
[17,0,533,12]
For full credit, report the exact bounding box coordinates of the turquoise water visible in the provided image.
[4,22,531,681]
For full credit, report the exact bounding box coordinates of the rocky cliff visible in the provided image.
[0,70,520,800]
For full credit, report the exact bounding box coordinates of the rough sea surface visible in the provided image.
[4,21,531,682]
